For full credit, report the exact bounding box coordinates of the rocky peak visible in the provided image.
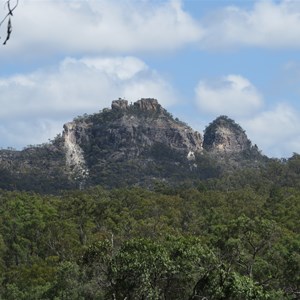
[63,98,203,163]
[203,116,251,153]
[111,99,129,110]
[134,98,161,111]
[0,99,267,192]
[111,98,162,112]
[53,98,204,188]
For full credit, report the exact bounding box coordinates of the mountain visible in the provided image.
[0,99,266,193]
[203,115,252,153]
[202,115,263,167]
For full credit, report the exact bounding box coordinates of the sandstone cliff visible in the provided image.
[203,115,252,153]
[0,99,266,192]
[65,98,202,161]
[202,115,263,170]
[62,98,203,187]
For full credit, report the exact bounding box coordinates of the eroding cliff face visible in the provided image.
[107,98,203,158]
[133,98,161,111]
[0,99,266,192]
[63,122,89,183]
[203,116,251,154]
[58,98,204,187]
[112,99,129,110]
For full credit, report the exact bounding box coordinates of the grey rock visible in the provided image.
[0,99,265,192]
[133,98,161,111]
[111,99,129,110]
[203,116,252,153]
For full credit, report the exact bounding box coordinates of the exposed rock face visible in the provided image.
[133,98,161,111]
[63,122,89,183]
[0,99,265,192]
[65,98,202,161]
[203,116,252,154]
[57,98,204,187]
[112,99,128,110]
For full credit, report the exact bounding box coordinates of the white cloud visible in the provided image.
[242,103,300,158]
[0,119,63,149]
[0,0,202,61]
[80,57,148,80]
[3,0,300,59]
[200,0,300,49]
[194,74,300,158]
[195,75,263,117]
[0,56,177,148]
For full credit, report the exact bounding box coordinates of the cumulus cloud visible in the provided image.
[0,119,63,149]
[194,74,300,158]
[0,0,202,61]
[0,56,177,148]
[242,104,300,158]
[201,0,300,49]
[3,0,300,59]
[195,75,263,117]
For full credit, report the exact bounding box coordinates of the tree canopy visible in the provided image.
[0,173,299,299]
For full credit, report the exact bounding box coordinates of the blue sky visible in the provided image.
[1,0,300,158]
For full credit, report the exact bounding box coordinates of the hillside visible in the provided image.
[0,99,300,299]
[0,173,299,299]
[0,98,266,193]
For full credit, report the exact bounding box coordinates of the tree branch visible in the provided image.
[0,0,18,45]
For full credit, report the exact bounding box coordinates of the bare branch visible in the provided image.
[0,0,18,45]
[3,16,11,44]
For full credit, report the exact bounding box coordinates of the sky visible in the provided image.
[1,0,300,158]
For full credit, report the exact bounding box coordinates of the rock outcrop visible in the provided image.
[203,116,252,154]
[66,98,202,160]
[0,99,266,192]
[63,122,89,183]
[33,98,203,188]
[112,99,128,110]
[133,98,161,111]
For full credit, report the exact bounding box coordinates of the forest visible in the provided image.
[0,155,299,299]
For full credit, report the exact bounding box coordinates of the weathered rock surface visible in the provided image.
[61,99,203,186]
[63,122,89,182]
[133,98,161,111]
[0,99,266,192]
[111,99,128,110]
[203,116,252,153]
[64,99,202,161]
